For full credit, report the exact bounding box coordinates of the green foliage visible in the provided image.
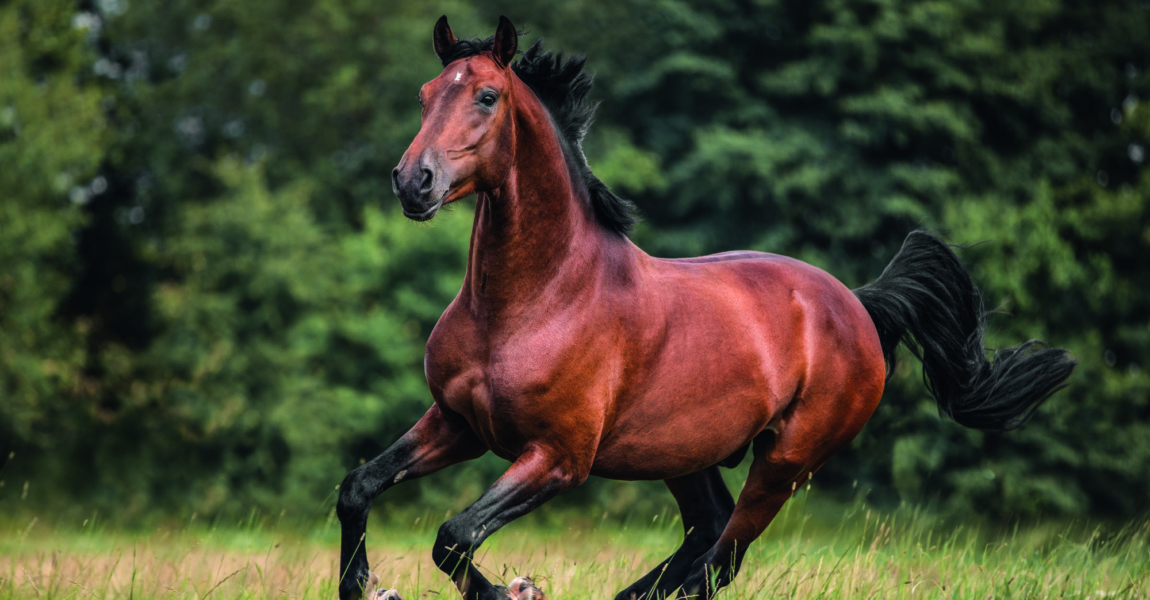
[84,158,476,515]
[1,0,1147,523]
[1,0,488,517]
[0,0,104,462]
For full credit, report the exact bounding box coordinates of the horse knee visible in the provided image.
[432,519,478,572]
[336,467,369,523]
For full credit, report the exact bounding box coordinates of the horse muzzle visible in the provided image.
[392,149,448,221]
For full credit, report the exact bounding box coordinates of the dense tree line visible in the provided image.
[1,0,1146,522]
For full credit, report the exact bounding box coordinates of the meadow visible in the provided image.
[4,492,1147,600]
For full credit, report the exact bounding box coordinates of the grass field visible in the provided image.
[3,495,1148,599]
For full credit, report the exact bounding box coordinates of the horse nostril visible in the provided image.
[419,168,434,194]
[391,168,401,193]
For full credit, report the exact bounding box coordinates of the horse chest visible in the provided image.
[425,310,590,457]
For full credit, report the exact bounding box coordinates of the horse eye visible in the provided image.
[417,94,424,106]
[479,92,498,107]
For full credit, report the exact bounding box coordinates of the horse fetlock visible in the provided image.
[338,569,377,600]
[678,557,734,600]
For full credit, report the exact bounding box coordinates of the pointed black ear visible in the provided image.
[492,15,517,68]
[433,15,456,61]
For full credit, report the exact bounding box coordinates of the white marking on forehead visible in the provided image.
[453,71,462,83]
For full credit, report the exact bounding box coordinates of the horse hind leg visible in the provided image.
[676,391,878,599]
[672,448,810,598]
[614,466,735,600]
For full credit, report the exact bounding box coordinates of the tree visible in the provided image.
[0,0,106,484]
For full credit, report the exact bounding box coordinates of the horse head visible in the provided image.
[391,16,519,221]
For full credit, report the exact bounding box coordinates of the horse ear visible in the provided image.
[492,15,517,68]
[433,15,456,61]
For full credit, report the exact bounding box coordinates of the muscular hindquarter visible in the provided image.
[590,254,886,481]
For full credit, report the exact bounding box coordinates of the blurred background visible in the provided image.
[1,0,1147,527]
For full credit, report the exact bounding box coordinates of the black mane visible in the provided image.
[439,36,640,236]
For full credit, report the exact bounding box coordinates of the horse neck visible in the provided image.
[463,88,626,315]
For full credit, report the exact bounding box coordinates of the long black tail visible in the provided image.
[853,230,1076,431]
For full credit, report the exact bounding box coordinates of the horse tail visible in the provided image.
[853,230,1076,431]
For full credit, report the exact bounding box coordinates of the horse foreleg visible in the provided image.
[614,466,734,600]
[337,405,487,600]
[432,446,586,600]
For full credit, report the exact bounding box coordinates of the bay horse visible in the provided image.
[337,15,1075,600]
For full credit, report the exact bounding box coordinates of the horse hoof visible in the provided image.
[507,576,547,600]
[362,572,380,597]
[360,572,403,600]
[363,574,404,600]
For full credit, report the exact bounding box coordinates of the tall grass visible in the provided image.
[2,495,1147,599]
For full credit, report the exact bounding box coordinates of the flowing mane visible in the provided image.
[439,36,640,236]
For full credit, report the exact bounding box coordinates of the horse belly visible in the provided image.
[589,340,796,481]
[590,391,773,480]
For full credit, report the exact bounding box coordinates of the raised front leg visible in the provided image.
[615,467,734,600]
[431,446,587,600]
[337,404,487,600]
